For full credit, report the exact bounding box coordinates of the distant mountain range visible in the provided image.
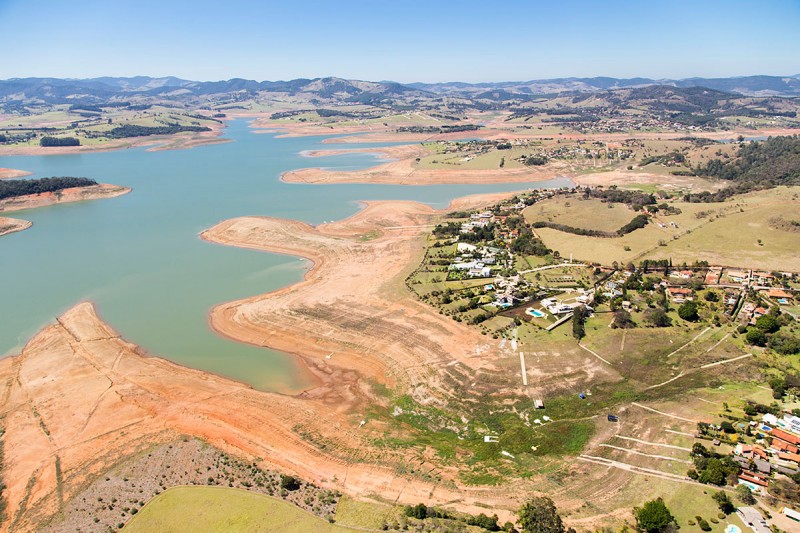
[1,74,799,107]
[0,76,428,106]
[408,75,800,97]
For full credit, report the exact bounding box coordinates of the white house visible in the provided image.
[457,242,477,254]
[469,266,492,278]
[451,261,478,271]
[784,414,800,435]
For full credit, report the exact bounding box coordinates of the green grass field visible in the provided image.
[646,187,800,271]
[333,496,398,529]
[525,187,800,270]
[1,103,221,148]
[415,139,601,171]
[524,197,639,233]
[123,487,364,533]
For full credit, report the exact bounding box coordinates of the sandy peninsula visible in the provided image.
[0,216,32,236]
[0,168,31,179]
[284,144,575,185]
[286,143,730,188]
[276,121,800,187]
[0,183,131,213]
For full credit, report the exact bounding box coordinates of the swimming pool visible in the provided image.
[526,308,546,318]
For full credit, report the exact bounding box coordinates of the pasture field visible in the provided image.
[333,496,399,529]
[523,197,639,233]
[525,187,800,269]
[123,486,364,533]
[0,109,77,128]
[416,138,607,171]
[645,187,800,271]
[416,144,532,170]
[1,103,221,148]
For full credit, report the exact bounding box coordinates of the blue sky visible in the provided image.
[1,0,799,82]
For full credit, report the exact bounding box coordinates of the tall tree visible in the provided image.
[572,306,587,340]
[634,498,675,533]
[518,496,565,533]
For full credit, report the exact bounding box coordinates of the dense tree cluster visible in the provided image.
[640,151,686,167]
[460,223,496,243]
[278,474,300,491]
[397,124,483,134]
[612,309,636,329]
[678,300,699,321]
[744,306,799,354]
[523,155,548,166]
[106,124,211,138]
[687,135,800,201]
[432,221,461,237]
[316,108,360,118]
[617,214,650,234]
[688,443,740,485]
[0,177,97,200]
[403,503,499,530]
[39,136,80,147]
[511,230,551,256]
[712,490,735,514]
[644,308,672,327]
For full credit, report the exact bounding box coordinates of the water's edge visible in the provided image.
[0,119,571,391]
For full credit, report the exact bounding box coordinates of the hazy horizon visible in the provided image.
[3,72,800,85]
[1,0,799,83]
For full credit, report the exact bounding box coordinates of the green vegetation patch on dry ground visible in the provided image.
[0,103,221,148]
[392,176,800,510]
[123,486,359,533]
[524,196,640,233]
[41,438,341,533]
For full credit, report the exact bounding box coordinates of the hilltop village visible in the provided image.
[405,181,800,528]
[410,186,798,339]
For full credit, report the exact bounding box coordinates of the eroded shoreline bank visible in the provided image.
[2,191,533,531]
[0,183,131,213]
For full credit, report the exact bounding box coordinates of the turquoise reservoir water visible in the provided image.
[0,120,571,391]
